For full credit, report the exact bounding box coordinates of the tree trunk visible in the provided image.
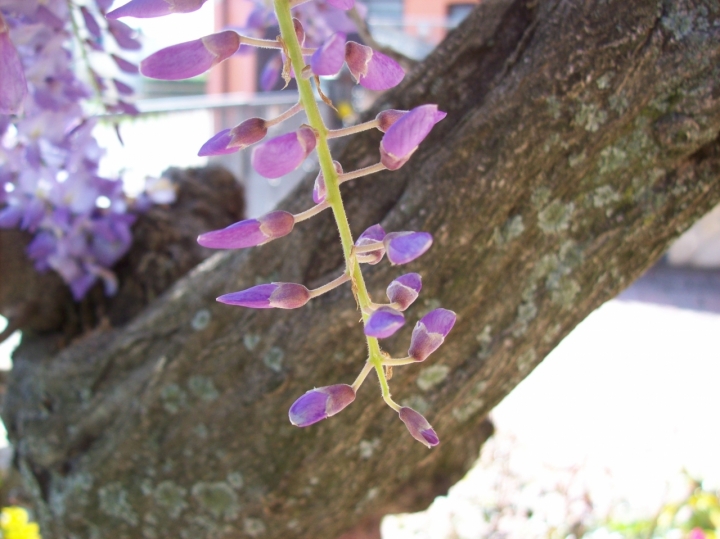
[2,0,720,537]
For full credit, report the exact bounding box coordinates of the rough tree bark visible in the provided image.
[2,0,720,537]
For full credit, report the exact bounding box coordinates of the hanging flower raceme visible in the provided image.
[0,2,149,300]
[122,0,454,447]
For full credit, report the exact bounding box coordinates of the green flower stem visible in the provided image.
[274,0,399,411]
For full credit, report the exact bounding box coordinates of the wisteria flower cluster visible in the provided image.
[0,0,148,300]
[118,0,455,447]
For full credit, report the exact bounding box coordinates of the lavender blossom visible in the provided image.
[140,31,241,80]
[384,232,433,265]
[364,306,405,338]
[218,283,311,309]
[197,211,295,249]
[197,129,236,157]
[345,41,404,91]
[386,273,422,310]
[310,32,346,76]
[398,407,439,448]
[355,224,386,264]
[380,105,446,170]
[108,0,210,19]
[407,308,457,362]
[289,384,356,427]
[251,127,317,179]
[0,13,27,114]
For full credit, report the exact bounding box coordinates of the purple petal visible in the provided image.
[326,0,355,9]
[228,117,267,149]
[0,18,28,115]
[420,308,456,336]
[384,231,433,265]
[0,205,22,228]
[399,407,439,448]
[140,31,240,80]
[364,307,405,339]
[251,127,317,179]
[380,105,446,170]
[355,224,386,265]
[386,273,422,310]
[313,161,342,204]
[345,42,404,91]
[217,283,276,308]
[113,78,134,96]
[289,384,355,427]
[311,32,346,76]
[107,0,209,19]
[80,7,102,39]
[198,129,237,157]
[108,19,142,50]
[197,211,294,249]
[112,54,139,74]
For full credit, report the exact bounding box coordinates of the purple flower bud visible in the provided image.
[80,7,102,39]
[408,308,456,362]
[228,117,267,149]
[364,306,405,339]
[398,407,439,448]
[111,54,139,74]
[0,15,28,115]
[217,282,310,309]
[380,105,446,170]
[107,0,209,19]
[387,273,422,310]
[197,210,294,249]
[311,32,346,76]
[140,30,240,80]
[289,384,356,427]
[251,127,317,179]
[313,160,343,204]
[345,41,404,91]
[376,109,408,132]
[108,19,142,50]
[384,231,432,265]
[327,0,355,9]
[355,224,386,264]
[198,129,237,157]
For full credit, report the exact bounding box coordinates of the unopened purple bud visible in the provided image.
[376,109,408,132]
[380,105,446,170]
[0,15,28,115]
[289,384,356,427]
[198,129,237,157]
[408,308,456,362]
[387,273,422,310]
[217,282,310,309]
[313,161,343,204]
[345,42,404,91]
[251,127,317,179]
[140,30,240,80]
[228,117,267,149]
[398,407,439,448]
[355,224,386,264]
[311,32,346,76]
[197,210,294,249]
[327,0,355,9]
[364,306,405,339]
[384,232,432,265]
[112,54,139,74]
[107,0,209,19]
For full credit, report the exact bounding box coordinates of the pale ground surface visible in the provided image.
[382,300,720,538]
